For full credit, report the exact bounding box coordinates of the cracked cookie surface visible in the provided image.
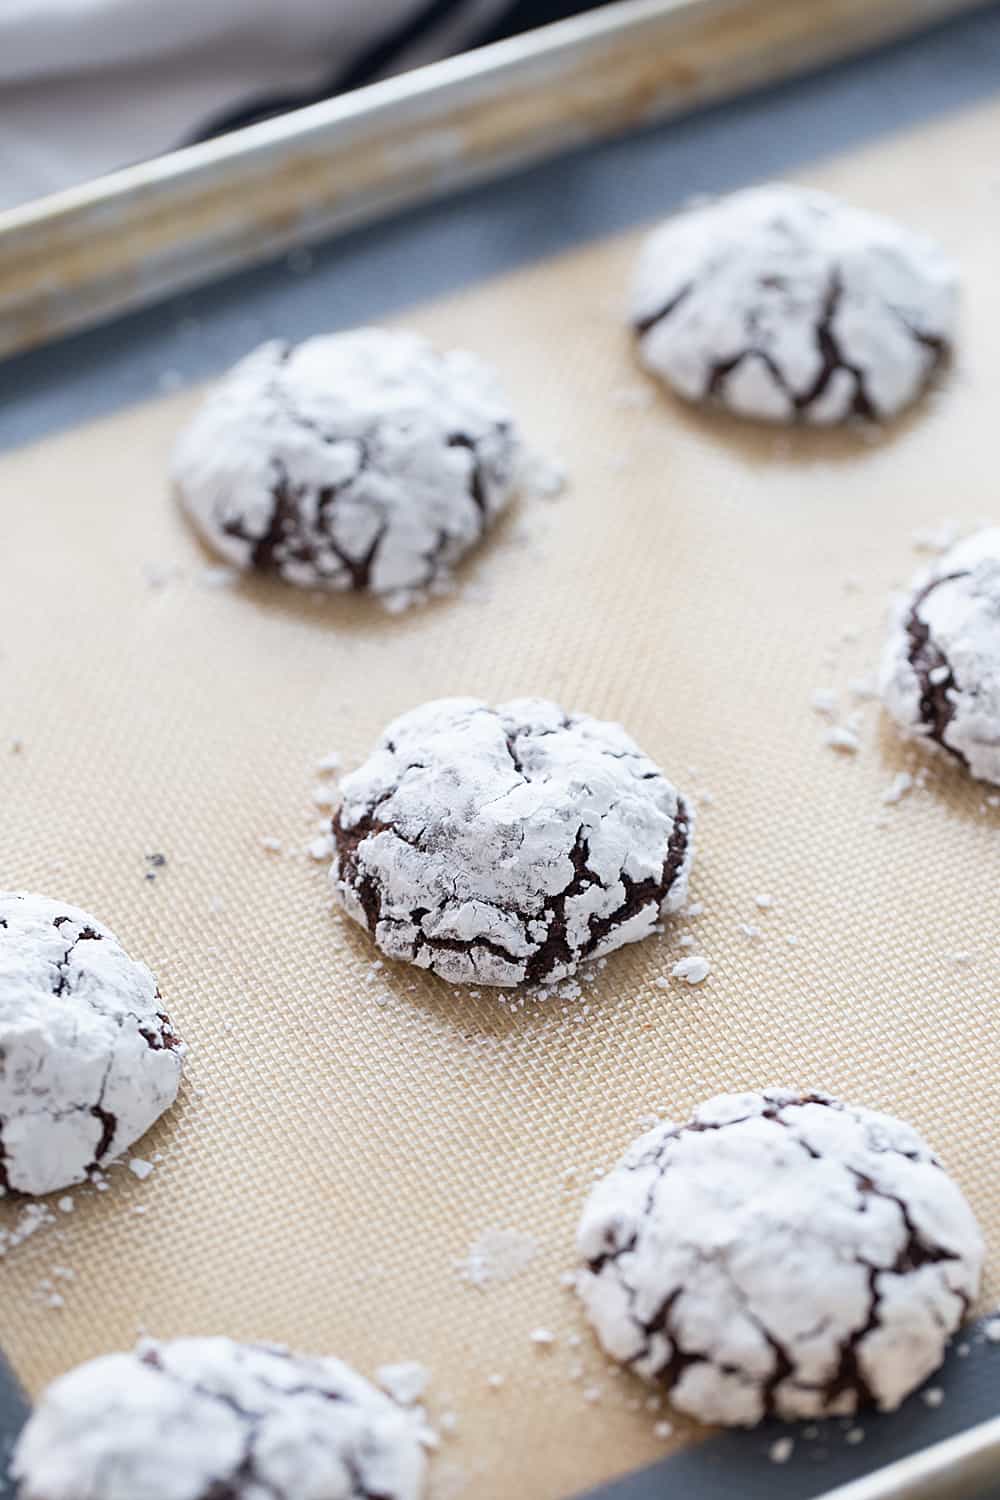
[12,1336,428,1500]
[576,1089,983,1426]
[331,697,693,988]
[631,184,956,425]
[880,527,1000,785]
[0,892,182,1197]
[173,328,520,603]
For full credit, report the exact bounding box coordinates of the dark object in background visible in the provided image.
[193,0,611,140]
[0,1352,29,1500]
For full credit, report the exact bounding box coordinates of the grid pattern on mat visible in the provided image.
[1,95,999,1500]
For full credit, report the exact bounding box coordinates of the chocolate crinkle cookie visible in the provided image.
[631,184,956,424]
[12,1336,429,1500]
[172,328,520,604]
[331,697,693,988]
[881,526,1000,785]
[0,892,182,1197]
[576,1090,983,1426]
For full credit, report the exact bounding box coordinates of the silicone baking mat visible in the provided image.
[2,94,999,1500]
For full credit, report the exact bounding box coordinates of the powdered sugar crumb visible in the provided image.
[823,726,860,753]
[457,1229,539,1288]
[883,772,914,805]
[770,1437,794,1464]
[671,956,710,985]
[376,1362,429,1405]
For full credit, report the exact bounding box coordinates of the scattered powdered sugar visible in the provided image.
[198,566,238,589]
[810,688,838,717]
[376,1362,429,1406]
[653,1420,674,1440]
[769,1437,795,1464]
[922,1387,945,1407]
[754,894,773,909]
[308,834,335,861]
[259,836,282,853]
[982,1317,1000,1343]
[316,751,342,775]
[457,1229,539,1288]
[529,1328,556,1347]
[671,956,710,985]
[883,772,914,805]
[912,519,961,554]
[823,726,860,753]
[128,1158,154,1181]
[311,785,338,809]
[520,451,568,500]
[0,1202,55,1257]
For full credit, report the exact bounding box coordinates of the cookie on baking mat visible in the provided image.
[575,1089,983,1425]
[12,1336,429,1500]
[631,184,956,424]
[173,329,520,606]
[331,697,693,988]
[0,891,182,1197]
[881,527,1000,785]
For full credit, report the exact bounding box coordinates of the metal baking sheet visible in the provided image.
[1,11,1000,1500]
[0,0,992,360]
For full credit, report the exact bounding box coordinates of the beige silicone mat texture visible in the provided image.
[3,94,1000,1500]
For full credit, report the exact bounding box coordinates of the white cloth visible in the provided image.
[0,0,507,212]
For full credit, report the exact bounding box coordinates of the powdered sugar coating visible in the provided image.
[576,1090,982,1426]
[331,698,693,988]
[0,892,182,1197]
[13,1336,427,1500]
[880,527,1000,785]
[172,329,520,601]
[632,184,956,424]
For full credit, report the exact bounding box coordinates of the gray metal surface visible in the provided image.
[0,1354,27,1500]
[2,1,1000,451]
[579,1325,1000,1498]
[0,0,987,359]
[1,8,999,1499]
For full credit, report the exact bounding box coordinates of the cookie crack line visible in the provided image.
[174,330,522,603]
[577,1092,982,1423]
[1,892,184,1197]
[705,272,875,420]
[330,699,693,988]
[903,571,968,763]
[139,1345,393,1500]
[630,185,956,425]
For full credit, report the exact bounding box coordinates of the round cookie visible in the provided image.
[0,892,182,1197]
[12,1336,428,1500]
[576,1089,982,1426]
[331,697,693,988]
[631,184,957,424]
[880,527,1000,785]
[172,328,520,603]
